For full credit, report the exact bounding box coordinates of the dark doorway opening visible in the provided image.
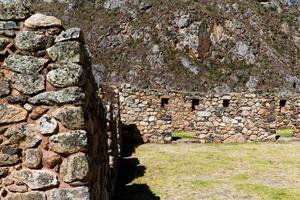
[191,99,200,111]
[161,98,169,108]
[280,100,287,108]
[223,99,230,108]
[293,82,297,89]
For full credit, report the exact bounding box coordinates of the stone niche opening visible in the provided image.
[223,99,230,108]
[191,99,200,111]
[161,98,169,108]
[293,82,297,89]
[280,100,287,108]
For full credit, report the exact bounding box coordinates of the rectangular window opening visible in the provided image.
[223,99,230,108]
[192,99,200,111]
[161,98,169,108]
[280,100,287,108]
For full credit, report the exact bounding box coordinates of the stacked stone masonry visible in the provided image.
[0,1,121,199]
[119,84,300,143]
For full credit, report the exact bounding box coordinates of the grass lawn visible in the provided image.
[276,129,294,137]
[115,143,300,200]
[172,131,196,139]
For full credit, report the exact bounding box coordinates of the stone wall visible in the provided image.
[0,1,118,199]
[120,84,300,143]
[275,94,300,137]
[99,84,122,198]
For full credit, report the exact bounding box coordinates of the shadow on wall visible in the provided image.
[120,123,144,157]
[113,158,160,200]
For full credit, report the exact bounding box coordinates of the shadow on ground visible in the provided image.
[114,124,160,200]
[113,157,160,200]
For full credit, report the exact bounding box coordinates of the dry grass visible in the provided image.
[125,143,300,200]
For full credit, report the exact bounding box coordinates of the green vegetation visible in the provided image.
[172,131,196,139]
[276,128,294,137]
[126,143,300,199]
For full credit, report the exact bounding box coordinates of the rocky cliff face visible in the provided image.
[30,0,300,92]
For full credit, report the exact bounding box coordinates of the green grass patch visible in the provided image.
[191,180,216,189]
[276,129,294,137]
[172,131,196,139]
[235,183,300,200]
[232,174,251,181]
[119,143,300,199]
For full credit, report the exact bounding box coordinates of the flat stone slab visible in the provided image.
[47,63,85,87]
[46,41,82,63]
[0,0,31,20]
[0,21,17,30]
[4,123,42,149]
[0,104,28,124]
[10,72,45,95]
[4,54,48,74]
[8,191,46,200]
[49,187,89,200]
[23,148,42,169]
[0,154,20,167]
[60,152,89,184]
[277,137,300,143]
[28,87,85,105]
[25,13,61,28]
[55,27,82,43]
[15,31,47,51]
[52,106,85,130]
[49,130,87,155]
[13,169,58,189]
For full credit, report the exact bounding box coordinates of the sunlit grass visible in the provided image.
[172,131,196,139]
[130,143,300,200]
[276,129,294,137]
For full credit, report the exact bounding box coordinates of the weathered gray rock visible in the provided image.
[60,153,89,183]
[0,154,20,166]
[103,0,126,10]
[49,130,87,155]
[4,54,48,74]
[7,191,46,200]
[0,38,10,50]
[7,95,27,105]
[0,20,17,36]
[55,27,82,43]
[39,114,58,135]
[28,87,85,105]
[47,63,84,87]
[49,187,89,200]
[52,106,85,129]
[0,21,17,30]
[0,0,31,20]
[24,13,61,28]
[46,41,82,63]
[15,31,47,51]
[0,79,10,97]
[0,167,8,177]
[0,104,28,124]
[13,169,58,189]
[23,148,42,169]
[4,124,42,149]
[197,111,212,117]
[2,146,19,155]
[176,15,191,28]
[11,72,45,95]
